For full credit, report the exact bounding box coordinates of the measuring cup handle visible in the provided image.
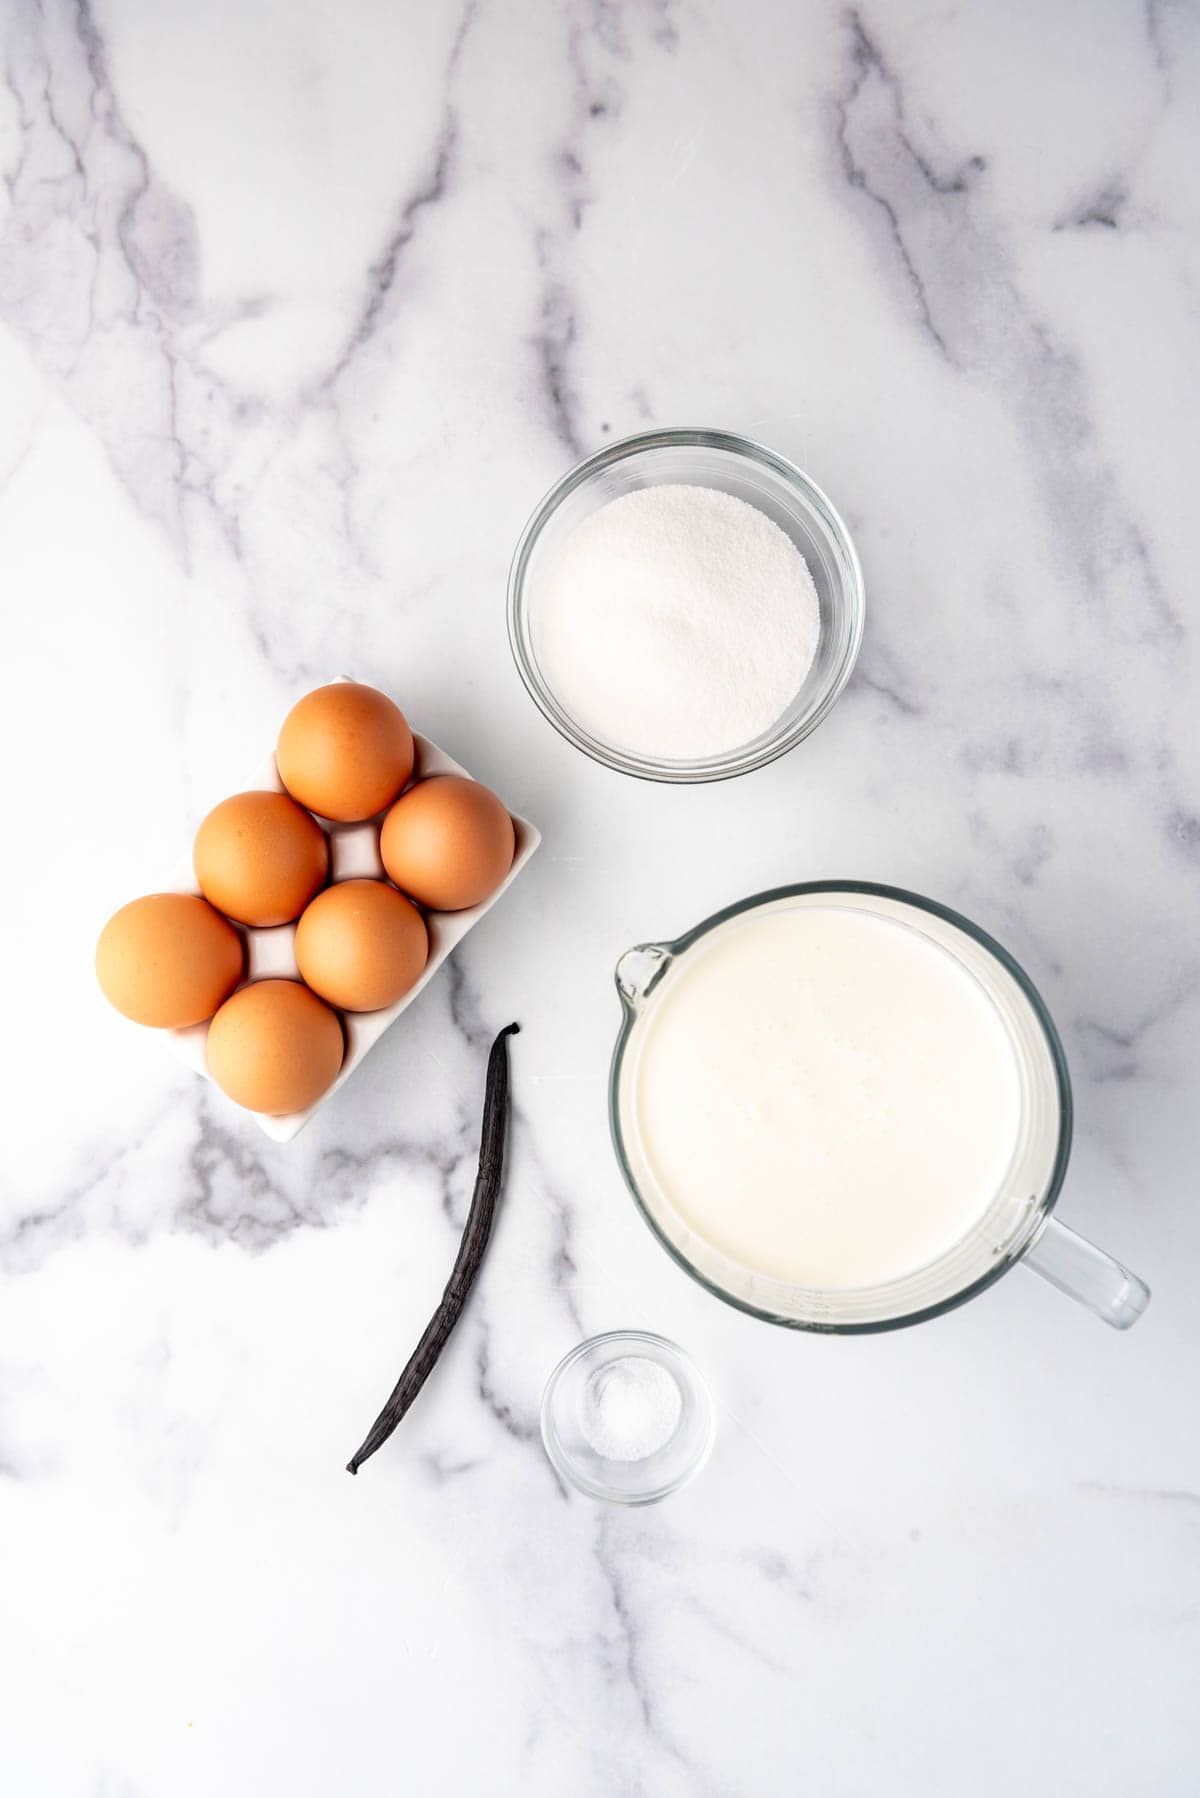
[1022,1216,1150,1329]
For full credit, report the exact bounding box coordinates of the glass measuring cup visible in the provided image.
[610,882,1150,1333]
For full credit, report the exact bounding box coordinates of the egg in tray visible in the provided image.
[95,681,540,1141]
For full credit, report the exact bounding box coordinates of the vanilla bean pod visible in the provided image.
[346,1022,519,1475]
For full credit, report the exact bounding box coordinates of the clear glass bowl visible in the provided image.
[507,427,865,783]
[540,1330,716,1504]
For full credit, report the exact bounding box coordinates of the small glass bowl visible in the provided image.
[540,1330,716,1504]
[507,427,865,783]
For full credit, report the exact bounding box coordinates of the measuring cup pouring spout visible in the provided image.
[615,943,673,1011]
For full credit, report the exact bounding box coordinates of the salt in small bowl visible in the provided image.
[540,1329,715,1504]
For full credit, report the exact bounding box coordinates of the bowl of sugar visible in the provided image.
[507,427,864,783]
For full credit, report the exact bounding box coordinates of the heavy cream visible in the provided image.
[630,905,1022,1290]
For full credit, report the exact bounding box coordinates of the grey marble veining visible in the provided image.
[1,1,1198,1793]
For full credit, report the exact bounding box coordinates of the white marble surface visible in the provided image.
[2,2,1198,1792]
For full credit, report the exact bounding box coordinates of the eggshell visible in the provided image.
[276,681,414,822]
[295,879,428,1012]
[380,775,515,911]
[96,894,244,1028]
[206,979,344,1114]
[193,790,329,927]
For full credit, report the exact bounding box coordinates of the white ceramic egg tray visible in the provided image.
[163,725,540,1142]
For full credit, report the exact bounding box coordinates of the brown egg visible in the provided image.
[276,682,414,822]
[380,776,515,911]
[295,879,428,1011]
[206,979,344,1114]
[193,790,328,927]
[96,893,244,1028]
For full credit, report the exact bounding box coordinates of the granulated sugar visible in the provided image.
[536,484,820,761]
[578,1355,683,1463]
